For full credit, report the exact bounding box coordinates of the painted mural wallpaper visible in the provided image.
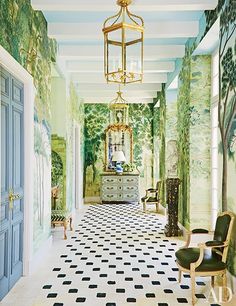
[66,82,84,212]
[0,0,56,252]
[218,0,236,276]
[128,104,154,194]
[218,0,236,211]
[165,96,178,178]
[155,87,166,205]
[84,103,154,199]
[189,55,211,229]
[176,45,191,227]
[169,0,236,275]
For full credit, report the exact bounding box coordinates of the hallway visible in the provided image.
[1,203,231,306]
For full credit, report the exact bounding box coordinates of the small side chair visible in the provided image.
[141,181,161,213]
[51,186,73,239]
[175,211,234,305]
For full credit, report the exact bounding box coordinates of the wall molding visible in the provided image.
[28,236,52,274]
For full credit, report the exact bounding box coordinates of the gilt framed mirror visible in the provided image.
[105,124,133,171]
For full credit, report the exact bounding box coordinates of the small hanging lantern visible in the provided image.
[103,0,144,84]
[109,87,129,125]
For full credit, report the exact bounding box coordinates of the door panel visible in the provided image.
[0,230,9,299]
[0,67,24,300]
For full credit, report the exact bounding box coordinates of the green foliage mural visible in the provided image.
[0,0,57,252]
[176,45,192,227]
[66,82,84,211]
[51,135,66,211]
[218,0,236,276]
[129,104,153,177]
[218,0,236,212]
[155,86,166,205]
[175,49,211,229]
[51,151,63,187]
[84,103,154,198]
[0,0,56,122]
[84,104,110,197]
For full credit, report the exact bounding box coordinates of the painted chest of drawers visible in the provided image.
[101,173,140,203]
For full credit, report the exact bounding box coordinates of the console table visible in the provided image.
[101,173,139,203]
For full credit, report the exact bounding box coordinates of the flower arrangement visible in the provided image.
[123,163,136,172]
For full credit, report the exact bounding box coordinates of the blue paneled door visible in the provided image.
[0,66,24,300]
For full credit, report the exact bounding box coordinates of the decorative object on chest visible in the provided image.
[101,173,139,203]
[164,178,181,237]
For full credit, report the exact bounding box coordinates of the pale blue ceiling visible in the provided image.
[44,11,203,23]
[58,38,188,46]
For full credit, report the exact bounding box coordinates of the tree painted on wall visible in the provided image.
[218,0,236,211]
[155,86,166,205]
[176,45,192,227]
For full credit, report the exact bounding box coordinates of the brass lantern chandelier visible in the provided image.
[109,87,129,125]
[103,0,144,84]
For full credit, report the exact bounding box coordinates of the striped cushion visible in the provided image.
[51,210,69,222]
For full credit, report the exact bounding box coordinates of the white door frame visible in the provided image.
[0,46,34,276]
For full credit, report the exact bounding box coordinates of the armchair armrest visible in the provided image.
[182,229,214,249]
[198,241,227,248]
[192,228,209,234]
[147,188,157,192]
[190,241,228,270]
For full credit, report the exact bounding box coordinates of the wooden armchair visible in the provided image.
[175,211,234,305]
[141,181,161,212]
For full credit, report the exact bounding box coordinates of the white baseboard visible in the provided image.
[26,235,52,275]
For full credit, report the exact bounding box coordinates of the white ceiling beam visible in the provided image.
[59,45,185,60]
[32,0,218,12]
[71,73,167,84]
[76,83,162,92]
[48,21,198,40]
[83,97,154,104]
[66,61,175,73]
[79,91,157,99]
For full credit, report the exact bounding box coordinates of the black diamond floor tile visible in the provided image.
[34,204,212,306]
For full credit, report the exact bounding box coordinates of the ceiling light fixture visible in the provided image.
[109,86,129,125]
[103,0,144,84]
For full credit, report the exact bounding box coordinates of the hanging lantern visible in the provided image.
[109,88,129,125]
[103,0,144,84]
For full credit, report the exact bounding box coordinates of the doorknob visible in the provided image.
[9,189,14,210]
[8,189,21,210]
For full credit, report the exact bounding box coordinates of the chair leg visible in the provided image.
[69,217,73,231]
[191,273,196,305]
[222,271,227,302]
[143,201,146,212]
[63,220,67,240]
[155,202,158,212]
[211,276,214,287]
[178,270,182,283]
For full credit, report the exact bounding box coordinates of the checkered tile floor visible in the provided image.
[2,203,220,306]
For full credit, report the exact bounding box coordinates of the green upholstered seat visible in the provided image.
[141,196,157,202]
[51,210,69,222]
[175,247,226,272]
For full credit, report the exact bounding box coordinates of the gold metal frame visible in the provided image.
[103,0,144,84]
[104,124,133,171]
